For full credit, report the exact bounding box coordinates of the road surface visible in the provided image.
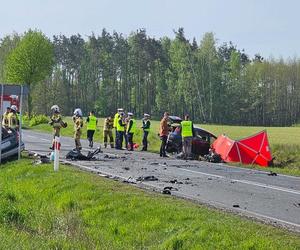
[23,129,300,232]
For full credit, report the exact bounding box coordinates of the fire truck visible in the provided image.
[0,95,20,115]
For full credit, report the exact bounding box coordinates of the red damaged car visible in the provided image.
[165,116,217,156]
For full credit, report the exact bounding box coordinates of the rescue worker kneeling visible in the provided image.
[8,105,19,130]
[116,112,125,149]
[126,112,136,151]
[73,108,83,151]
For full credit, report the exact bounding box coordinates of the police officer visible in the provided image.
[116,112,125,149]
[181,114,195,159]
[73,108,83,151]
[103,115,114,148]
[114,108,123,147]
[141,113,151,151]
[8,105,19,130]
[126,112,136,151]
[48,105,67,150]
[86,110,98,148]
[2,107,11,128]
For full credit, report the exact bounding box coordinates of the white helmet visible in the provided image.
[10,105,17,112]
[73,108,83,117]
[51,105,60,113]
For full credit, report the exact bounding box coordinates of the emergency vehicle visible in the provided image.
[0,95,20,115]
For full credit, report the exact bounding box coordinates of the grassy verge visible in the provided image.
[26,117,300,176]
[0,158,299,249]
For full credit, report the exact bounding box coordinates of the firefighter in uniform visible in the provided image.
[86,110,98,148]
[48,105,67,150]
[8,105,19,130]
[181,114,195,159]
[126,112,136,151]
[114,108,123,148]
[73,108,83,151]
[2,107,11,128]
[141,113,151,151]
[103,115,114,148]
[116,112,125,149]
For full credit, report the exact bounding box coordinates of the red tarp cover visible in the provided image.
[212,131,272,167]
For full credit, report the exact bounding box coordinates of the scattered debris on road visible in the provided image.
[33,155,50,165]
[268,171,277,176]
[169,179,183,184]
[136,176,158,182]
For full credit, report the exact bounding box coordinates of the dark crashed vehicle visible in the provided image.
[1,126,25,161]
[165,116,217,156]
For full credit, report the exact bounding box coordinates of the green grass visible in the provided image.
[26,117,300,176]
[0,158,299,249]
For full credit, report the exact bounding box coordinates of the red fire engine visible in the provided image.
[0,95,20,114]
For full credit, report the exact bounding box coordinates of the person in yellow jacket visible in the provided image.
[86,110,98,148]
[180,114,195,159]
[48,105,67,150]
[103,115,114,148]
[114,108,123,147]
[7,105,19,130]
[116,112,126,149]
[126,112,136,151]
[2,106,11,128]
[73,108,83,151]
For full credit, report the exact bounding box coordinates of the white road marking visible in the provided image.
[180,168,300,195]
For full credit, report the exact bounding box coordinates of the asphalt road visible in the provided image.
[23,129,300,232]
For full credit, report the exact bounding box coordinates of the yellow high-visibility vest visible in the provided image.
[87,115,97,131]
[181,120,193,138]
[117,118,125,132]
[127,119,136,134]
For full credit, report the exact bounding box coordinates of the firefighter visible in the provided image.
[181,114,195,159]
[114,108,123,147]
[2,106,11,128]
[103,115,114,148]
[73,108,83,151]
[86,110,98,148]
[8,105,19,130]
[116,112,125,149]
[141,113,151,151]
[126,112,136,151]
[48,105,67,150]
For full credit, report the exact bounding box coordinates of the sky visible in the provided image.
[0,0,299,58]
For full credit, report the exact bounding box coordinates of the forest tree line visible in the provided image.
[0,28,299,126]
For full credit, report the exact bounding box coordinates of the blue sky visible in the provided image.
[0,0,298,58]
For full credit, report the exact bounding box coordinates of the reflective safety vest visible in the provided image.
[2,111,10,126]
[117,118,125,132]
[87,115,97,131]
[51,114,62,128]
[8,112,18,129]
[127,119,136,134]
[181,120,193,138]
[114,113,120,128]
[143,120,151,132]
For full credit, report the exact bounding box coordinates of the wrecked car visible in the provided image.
[1,126,25,161]
[165,116,217,156]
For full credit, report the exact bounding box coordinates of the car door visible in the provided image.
[1,127,16,153]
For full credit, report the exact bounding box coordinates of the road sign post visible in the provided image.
[54,136,60,171]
